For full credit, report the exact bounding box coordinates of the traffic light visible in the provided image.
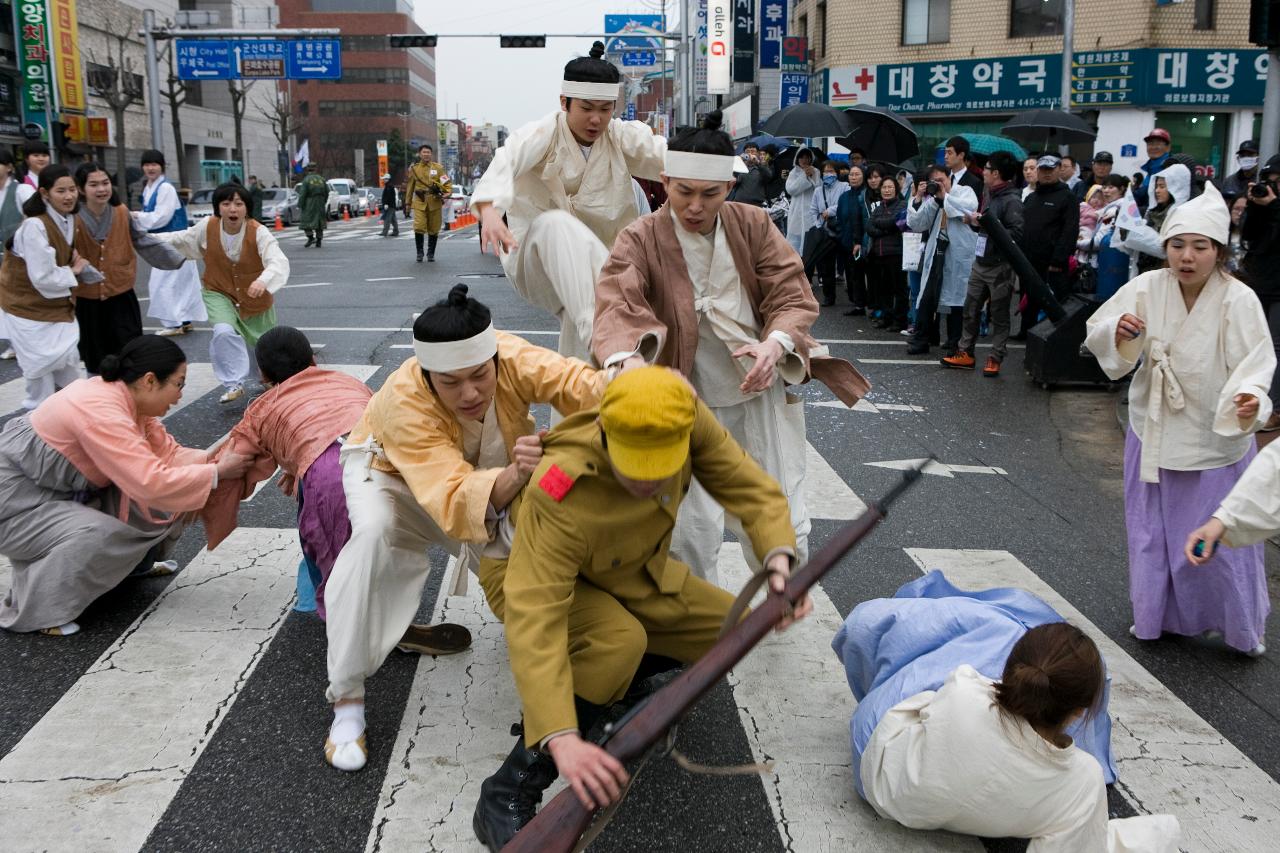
[388,34,438,48]
[1251,0,1280,47]
[499,35,546,48]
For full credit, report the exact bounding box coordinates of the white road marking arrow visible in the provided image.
[864,458,1007,478]
[809,399,926,413]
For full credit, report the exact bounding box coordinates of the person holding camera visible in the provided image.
[728,144,774,207]
[906,165,978,356]
[404,143,453,263]
[1241,154,1280,430]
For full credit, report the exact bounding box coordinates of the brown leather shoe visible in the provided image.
[982,356,1001,377]
[941,351,976,369]
[396,622,473,655]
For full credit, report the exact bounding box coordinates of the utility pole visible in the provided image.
[143,9,164,151]
[1060,0,1074,119]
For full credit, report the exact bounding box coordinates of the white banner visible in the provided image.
[707,2,731,95]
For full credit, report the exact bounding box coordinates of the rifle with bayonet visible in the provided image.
[501,463,927,852]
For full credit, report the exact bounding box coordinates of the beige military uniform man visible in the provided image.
[404,143,452,262]
[471,366,807,851]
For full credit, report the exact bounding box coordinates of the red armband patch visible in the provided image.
[538,465,575,502]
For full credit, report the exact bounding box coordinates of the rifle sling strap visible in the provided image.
[571,728,774,852]
[719,563,792,638]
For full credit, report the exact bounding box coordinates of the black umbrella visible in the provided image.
[759,102,856,140]
[1001,109,1097,148]
[836,104,919,165]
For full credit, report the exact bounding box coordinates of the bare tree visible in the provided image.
[263,84,299,187]
[161,43,192,190]
[84,12,143,204]
[226,79,256,180]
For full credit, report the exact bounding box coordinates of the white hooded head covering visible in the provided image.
[1152,163,1192,208]
[1159,181,1229,245]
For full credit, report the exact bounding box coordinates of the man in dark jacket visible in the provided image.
[380,176,400,237]
[1219,140,1260,202]
[729,146,774,206]
[943,150,1024,377]
[1242,153,1280,429]
[1018,154,1080,338]
[1075,150,1113,202]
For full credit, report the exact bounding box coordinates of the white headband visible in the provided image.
[413,324,498,373]
[561,80,620,101]
[664,151,741,182]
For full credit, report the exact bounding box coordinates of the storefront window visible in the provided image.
[1010,0,1062,38]
[1153,111,1229,179]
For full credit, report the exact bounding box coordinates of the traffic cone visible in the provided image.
[342,207,350,221]
[365,206,373,219]
[273,213,284,231]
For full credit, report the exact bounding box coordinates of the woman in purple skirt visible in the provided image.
[1085,184,1275,656]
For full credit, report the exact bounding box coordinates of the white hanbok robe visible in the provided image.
[1084,269,1275,483]
[1213,439,1280,547]
[608,210,809,584]
[6,212,101,408]
[470,110,665,360]
[862,666,1181,853]
[0,179,35,344]
[135,178,206,327]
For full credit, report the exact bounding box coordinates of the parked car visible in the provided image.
[326,178,357,219]
[186,188,215,222]
[258,187,299,225]
[358,187,381,214]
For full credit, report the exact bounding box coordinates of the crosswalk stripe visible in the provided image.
[806,443,867,519]
[903,548,1280,851]
[717,543,981,851]
[365,558,526,852]
[0,528,299,851]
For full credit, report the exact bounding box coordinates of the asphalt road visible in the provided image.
[1,213,1277,852]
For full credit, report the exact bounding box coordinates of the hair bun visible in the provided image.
[589,41,606,60]
[702,110,724,132]
[99,354,123,382]
[447,283,471,307]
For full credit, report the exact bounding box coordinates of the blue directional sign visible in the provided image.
[621,50,656,67]
[174,38,341,81]
[287,39,342,80]
[175,40,234,81]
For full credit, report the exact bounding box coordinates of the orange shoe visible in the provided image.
[982,356,1001,377]
[941,351,976,369]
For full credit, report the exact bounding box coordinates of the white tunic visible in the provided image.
[1084,269,1275,483]
[1214,439,1280,547]
[136,179,206,325]
[471,110,666,268]
[6,212,95,378]
[862,666,1181,853]
[159,220,290,294]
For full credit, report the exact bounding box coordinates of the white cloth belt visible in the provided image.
[1139,341,1186,483]
[338,435,386,482]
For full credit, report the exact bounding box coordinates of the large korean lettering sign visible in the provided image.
[759,0,786,70]
[878,54,1062,114]
[17,0,54,134]
[1142,48,1267,107]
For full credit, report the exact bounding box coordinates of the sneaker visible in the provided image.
[1247,642,1267,658]
[219,385,245,403]
[156,326,187,337]
[0,347,14,359]
[39,621,81,636]
[982,356,1001,377]
[901,325,916,336]
[395,622,473,655]
[941,351,976,369]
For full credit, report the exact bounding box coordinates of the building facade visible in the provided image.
[791,0,1265,177]
[277,0,436,186]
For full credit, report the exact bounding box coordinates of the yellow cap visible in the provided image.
[599,367,696,481]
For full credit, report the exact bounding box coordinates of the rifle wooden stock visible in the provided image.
[502,465,924,853]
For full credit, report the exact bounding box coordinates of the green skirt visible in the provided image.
[202,290,277,346]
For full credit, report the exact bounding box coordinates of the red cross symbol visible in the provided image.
[855,68,875,91]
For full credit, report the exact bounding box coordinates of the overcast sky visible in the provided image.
[418,0,679,130]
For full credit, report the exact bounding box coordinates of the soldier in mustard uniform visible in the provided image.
[471,366,813,851]
[404,143,452,263]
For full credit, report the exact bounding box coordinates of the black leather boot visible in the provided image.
[427,233,438,262]
[472,723,559,852]
[315,233,322,248]
[415,233,425,262]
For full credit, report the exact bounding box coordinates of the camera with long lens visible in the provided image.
[1250,181,1275,199]
[925,180,941,198]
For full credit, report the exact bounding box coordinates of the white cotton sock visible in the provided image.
[330,702,365,743]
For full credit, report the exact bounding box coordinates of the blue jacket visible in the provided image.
[836,186,869,253]
[1133,152,1170,211]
